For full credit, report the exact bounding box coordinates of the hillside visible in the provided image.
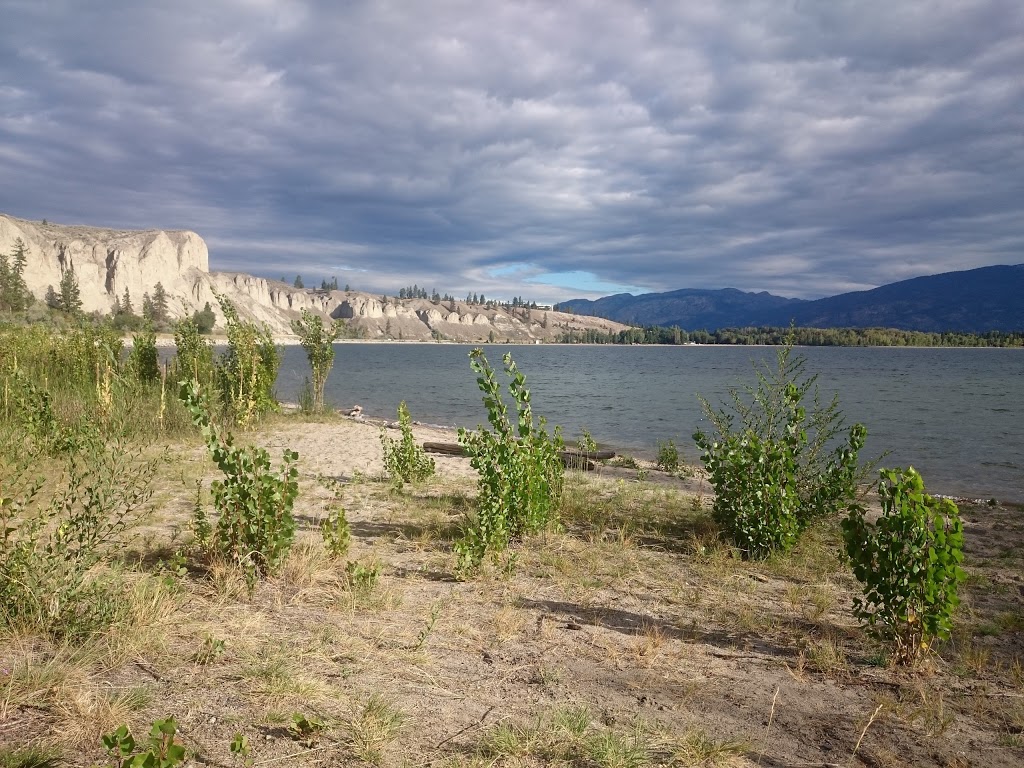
[0,213,629,341]
[559,287,804,330]
[762,264,1024,332]
[558,264,1024,332]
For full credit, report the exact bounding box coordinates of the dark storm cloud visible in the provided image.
[1,0,1021,300]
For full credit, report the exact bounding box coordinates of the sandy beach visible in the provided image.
[5,406,1022,767]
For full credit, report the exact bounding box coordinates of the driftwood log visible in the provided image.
[421,441,614,471]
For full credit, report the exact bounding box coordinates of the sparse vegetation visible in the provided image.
[1,315,1017,768]
[380,401,435,487]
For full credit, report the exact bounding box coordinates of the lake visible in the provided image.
[274,343,1024,503]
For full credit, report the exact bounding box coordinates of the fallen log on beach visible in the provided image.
[422,441,612,471]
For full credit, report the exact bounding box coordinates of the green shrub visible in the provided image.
[179,380,299,587]
[0,427,157,640]
[172,315,214,387]
[214,294,279,427]
[455,349,563,573]
[656,439,679,472]
[126,323,160,384]
[291,309,344,412]
[381,401,435,487]
[576,428,598,454]
[842,467,966,665]
[694,342,866,559]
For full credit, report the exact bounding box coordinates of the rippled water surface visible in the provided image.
[275,344,1024,502]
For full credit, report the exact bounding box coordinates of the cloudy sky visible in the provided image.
[1,1,1022,302]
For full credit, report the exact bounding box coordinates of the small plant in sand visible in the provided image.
[291,309,345,412]
[842,467,966,665]
[577,428,598,454]
[380,401,435,487]
[455,349,564,573]
[180,379,299,588]
[99,718,186,768]
[320,506,351,558]
[694,340,867,559]
[656,439,680,472]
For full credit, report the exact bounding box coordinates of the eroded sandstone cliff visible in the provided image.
[0,213,630,341]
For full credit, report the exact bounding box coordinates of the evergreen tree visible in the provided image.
[121,286,134,316]
[294,275,304,288]
[58,266,82,314]
[193,302,216,334]
[142,292,155,320]
[344,283,351,292]
[0,238,32,311]
[0,250,9,310]
[45,285,59,309]
[152,282,169,323]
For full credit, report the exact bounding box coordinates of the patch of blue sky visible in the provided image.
[526,270,647,296]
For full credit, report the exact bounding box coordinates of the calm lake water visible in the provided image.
[275,344,1024,503]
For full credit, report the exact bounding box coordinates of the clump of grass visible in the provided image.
[0,745,62,768]
[346,694,405,764]
[481,707,650,767]
[666,728,748,766]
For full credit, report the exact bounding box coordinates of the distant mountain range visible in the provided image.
[557,264,1024,333]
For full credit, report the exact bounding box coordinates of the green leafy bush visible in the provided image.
[842,467,966,664]
[100,718,185,768]
[656,439,679,472]
[455,349,564,573]
[126,323,160,384]
[694,342,867,559]
[180,380,299,587]
[576,428,598,454]
[214,294,280,427]
[380,401,435,487]
[172,315,214,387]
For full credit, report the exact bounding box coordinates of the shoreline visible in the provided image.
[135,335,1024,350]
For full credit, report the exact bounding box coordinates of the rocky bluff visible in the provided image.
[0,213,629,341]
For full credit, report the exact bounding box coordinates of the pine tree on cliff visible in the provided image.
[58,266,82,315]
[0,238,33,311]
[152,282,169,323]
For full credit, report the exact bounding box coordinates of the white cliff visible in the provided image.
[1,213,632,341]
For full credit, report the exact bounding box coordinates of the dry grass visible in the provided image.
[3,418,1023,768]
